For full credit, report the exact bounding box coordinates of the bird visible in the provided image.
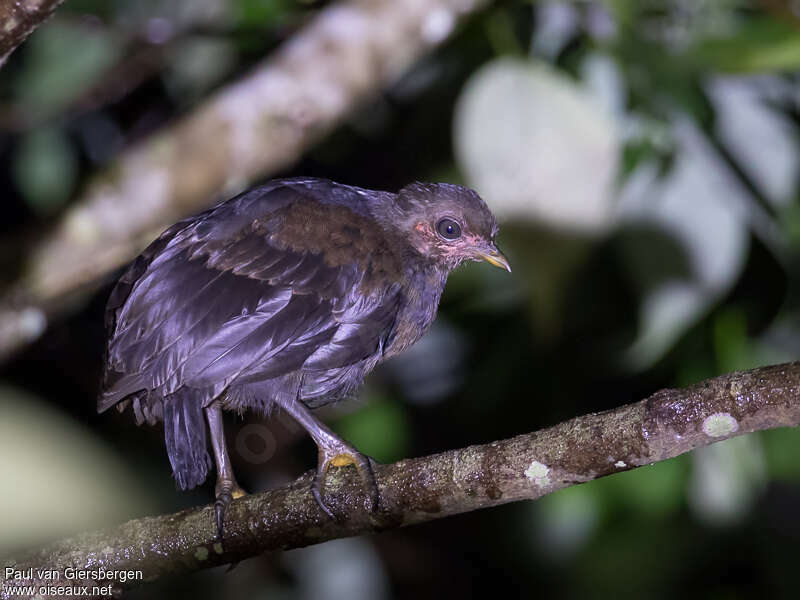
[98,177,510,536]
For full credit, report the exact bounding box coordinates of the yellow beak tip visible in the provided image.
[480,252,512,273]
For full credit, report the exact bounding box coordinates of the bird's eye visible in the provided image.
[436,218,462,241]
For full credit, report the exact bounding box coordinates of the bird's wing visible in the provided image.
[100,179,406,412]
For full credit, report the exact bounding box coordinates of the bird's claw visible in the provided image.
[312,442,380,518]
[214,480,247,540]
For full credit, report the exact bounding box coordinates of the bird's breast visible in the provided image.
[383,267,448,360]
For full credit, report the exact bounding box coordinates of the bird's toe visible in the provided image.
[312,443,380,517]
[214,495,231,541]
[311,474,336,519]
[214,479,246,540]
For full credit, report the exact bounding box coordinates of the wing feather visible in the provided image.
[101,178,408,414]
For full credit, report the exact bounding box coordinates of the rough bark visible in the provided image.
[0,0,491,362]
[2,362,798,599]
[0,0,66,67]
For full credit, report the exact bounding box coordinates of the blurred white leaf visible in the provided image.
[285,537,389,600]
[617,118,750,368]
[0,386,154,551]
[688,435,766,526]
[580,52,625,118]
[532,485,600,561]
[708,74,799,209]
[454,57,619,232]
[531,2,579,59]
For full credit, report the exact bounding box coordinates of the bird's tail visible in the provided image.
[163,389,212,490]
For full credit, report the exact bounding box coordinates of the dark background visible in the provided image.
[1,1,799,599]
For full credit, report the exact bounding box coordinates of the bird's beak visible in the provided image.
[475,244,512,273]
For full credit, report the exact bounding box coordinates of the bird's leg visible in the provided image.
[280,400,379,518]
[206,403,247,539]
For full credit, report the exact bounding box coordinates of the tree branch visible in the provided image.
[0,0,491,362]
[0,0,66,67]
[2,362,798,599]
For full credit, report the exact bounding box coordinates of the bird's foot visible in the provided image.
[215,480,247,540]
[312,439,379,518]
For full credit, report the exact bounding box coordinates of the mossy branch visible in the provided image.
[2,362,799,599]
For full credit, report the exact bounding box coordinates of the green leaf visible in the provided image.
[599,456,689,518]
[165,37,237,101]
[713,308,751,373]
[13,127,77,216]
[15,21,122,119]
[332,398,410,464]
[694,17,800,73]
[762,428,800,481]
[234,0,296,27]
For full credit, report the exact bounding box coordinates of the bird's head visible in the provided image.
[389,182,511,272]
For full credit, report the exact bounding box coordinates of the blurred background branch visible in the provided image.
[0,0,492,362]
[0,0,66,67]
[2,362,798,599]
